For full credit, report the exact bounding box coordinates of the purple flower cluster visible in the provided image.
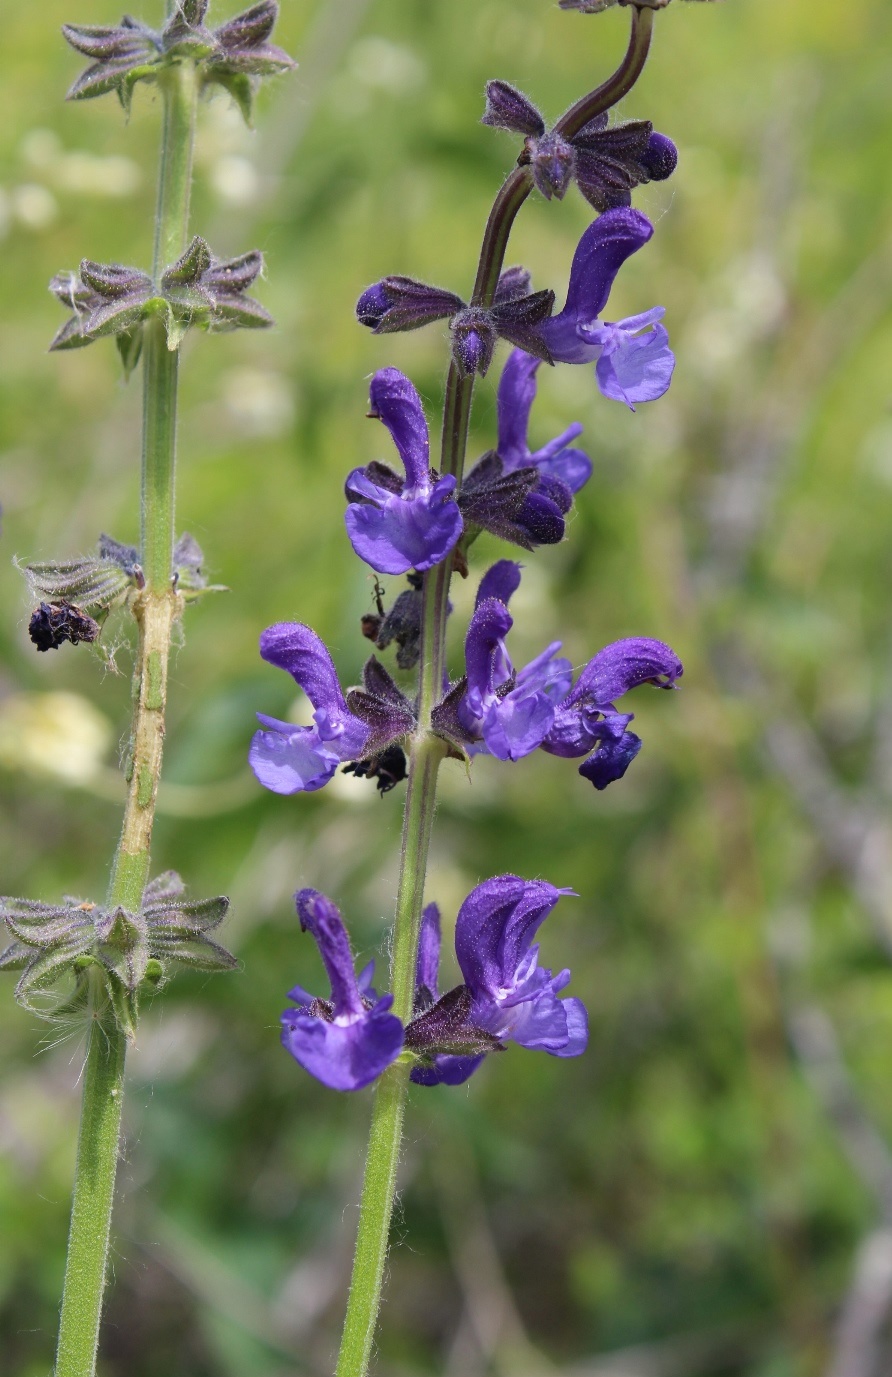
[429,560,682,781]
[251,90,685,1093]
[281,876,585,1091]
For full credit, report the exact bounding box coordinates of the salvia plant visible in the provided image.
[2,3,293,1375]
[3,0,721,1373]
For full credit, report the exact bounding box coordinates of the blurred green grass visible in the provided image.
[3,0,892,1373]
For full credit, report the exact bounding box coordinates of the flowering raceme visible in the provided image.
[241,1,713,1366]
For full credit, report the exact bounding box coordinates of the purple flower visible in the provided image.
[431,567,683,789]
[345,369,463,575]
[496,348,593,495]
[282,889,404,1091]
[539,208,675,410]
[249,623,369,794]
[456,877,587,1055]
[406,877,587,1086]
[457,563,573,761]
[543,636,683,788]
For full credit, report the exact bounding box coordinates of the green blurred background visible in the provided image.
[3,0,892,1373]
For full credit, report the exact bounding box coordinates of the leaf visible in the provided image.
[0,941,31,971]
[149,934,238,972]
[145,895,230,933]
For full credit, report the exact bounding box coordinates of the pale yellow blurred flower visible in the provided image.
[0,692,112,785]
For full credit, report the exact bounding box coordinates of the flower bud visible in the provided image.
[530,130,576,201]
[451,310,497,377]
[641,131,678,180]
[494,265,532,305]
[481,80,544,137]
[356,276,465,334]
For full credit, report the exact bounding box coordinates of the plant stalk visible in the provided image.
[54,59,199,1377]
[334,13,654,1372]
[54,976,127,1377]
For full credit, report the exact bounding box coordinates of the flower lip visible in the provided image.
[368,368,429,488]
[535,211,676,405]
[546,207,654,341]
[249,624,369,796]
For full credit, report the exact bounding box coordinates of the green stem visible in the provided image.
[153,63,198,279]
[335,12,656,1372]
[54,60,199,1377]
[108,58,198,911]
[335,731,445,1377]
[54,979,127,1377]
[335,1063,409,1377]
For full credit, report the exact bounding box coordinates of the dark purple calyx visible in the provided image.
[356,267,554,377]
[62,2,294,117]
[345,656,417,758]
[481,79,678,211]
[459,451,567,550]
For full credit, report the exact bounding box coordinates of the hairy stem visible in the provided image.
[54,977,127,1377]
[335,731,444,1377]
[335,1062,409,1377]
[109,59,198,910]
[555,6,654,141]
[153,62,198,278]
[55,61,198,1377]
[335,12,655,1373]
